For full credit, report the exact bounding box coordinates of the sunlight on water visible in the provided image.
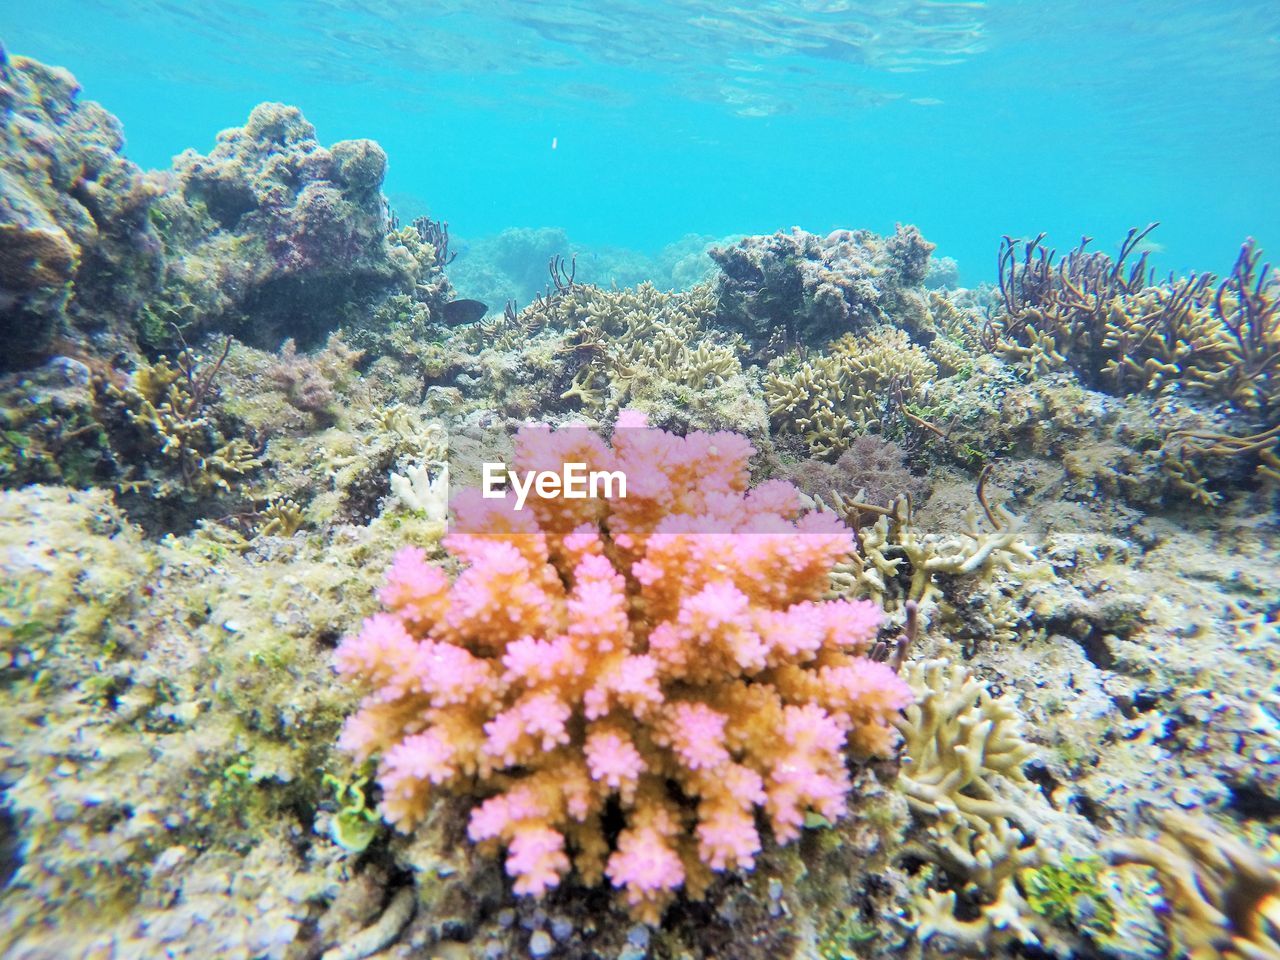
[6,0,1277,277]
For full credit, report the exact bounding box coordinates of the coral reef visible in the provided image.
[983,229,1280,493]
[0,357,111,487]
[709,225,935,356]
[443,278,767,435]
[94,341,261,526]
[0,482,450,958]
[778,435,930,513]
[0,53,161,367]
[0,51,458,370]
[447,227,721,313]
[336,414,912,921]
[826,490,1039,629]
[985,228,1277,409]
[142,102,435,349]
[3,46,1280,960]
[766,325,938,459]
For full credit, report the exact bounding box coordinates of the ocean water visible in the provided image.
[6,0,1279,281]
[3,3,1280,959]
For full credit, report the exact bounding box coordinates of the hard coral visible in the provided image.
[1108,812,1280,960]
[336,412,912,921]
[710,224,936,356]
[766,325,937,459]
[986,228,1280,415]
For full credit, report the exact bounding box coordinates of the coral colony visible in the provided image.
[336,413,912,920]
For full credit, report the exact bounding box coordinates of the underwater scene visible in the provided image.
[1,2,1279,959]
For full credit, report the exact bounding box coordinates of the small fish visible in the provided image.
[440,299,488,326]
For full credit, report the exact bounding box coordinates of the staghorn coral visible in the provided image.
[554,282,742,416]
[988,229,1278,412]
[895,658,1067,954]
[1108,812,1280,960]
[766,325,938,459]
[984,230,1280,491]
[925,290,987,376]
[710,224,936,356]
[388,462,449,521]
[826,494,1038,622]
[335,412,913,922]
[255,497,305,538]
[894,659,1036,827]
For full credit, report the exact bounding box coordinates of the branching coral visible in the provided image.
[335,413,913,921]
[766,325,938,459]
[986,228,1279,411]
[894,660,1036,825]
[1108,812,1280,960]
[826,495,1037,621]
[984,230,1280,492]
[893,659,1060,952]
[98,341,261,499]
[464,280,757,431]
[556,283,738,413]
[985,225,1199,388]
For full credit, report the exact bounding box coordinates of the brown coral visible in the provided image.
[1108,812,1280,960]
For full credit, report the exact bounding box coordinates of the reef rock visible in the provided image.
[709,224,935,356]
[0,54,438,368]
[145,102,413,349]
[0,52,162,369]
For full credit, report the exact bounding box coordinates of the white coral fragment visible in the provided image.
[389,462,449,522]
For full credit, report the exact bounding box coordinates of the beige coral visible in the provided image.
[101,346,262,497]
[826,496,1037,617]
[893,658,1061,953]
[766,325,937,459]
[1108,811,1280,960]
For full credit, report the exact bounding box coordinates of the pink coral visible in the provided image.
[336,413,913,921]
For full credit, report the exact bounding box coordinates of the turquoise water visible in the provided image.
[6,1,1280,282]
